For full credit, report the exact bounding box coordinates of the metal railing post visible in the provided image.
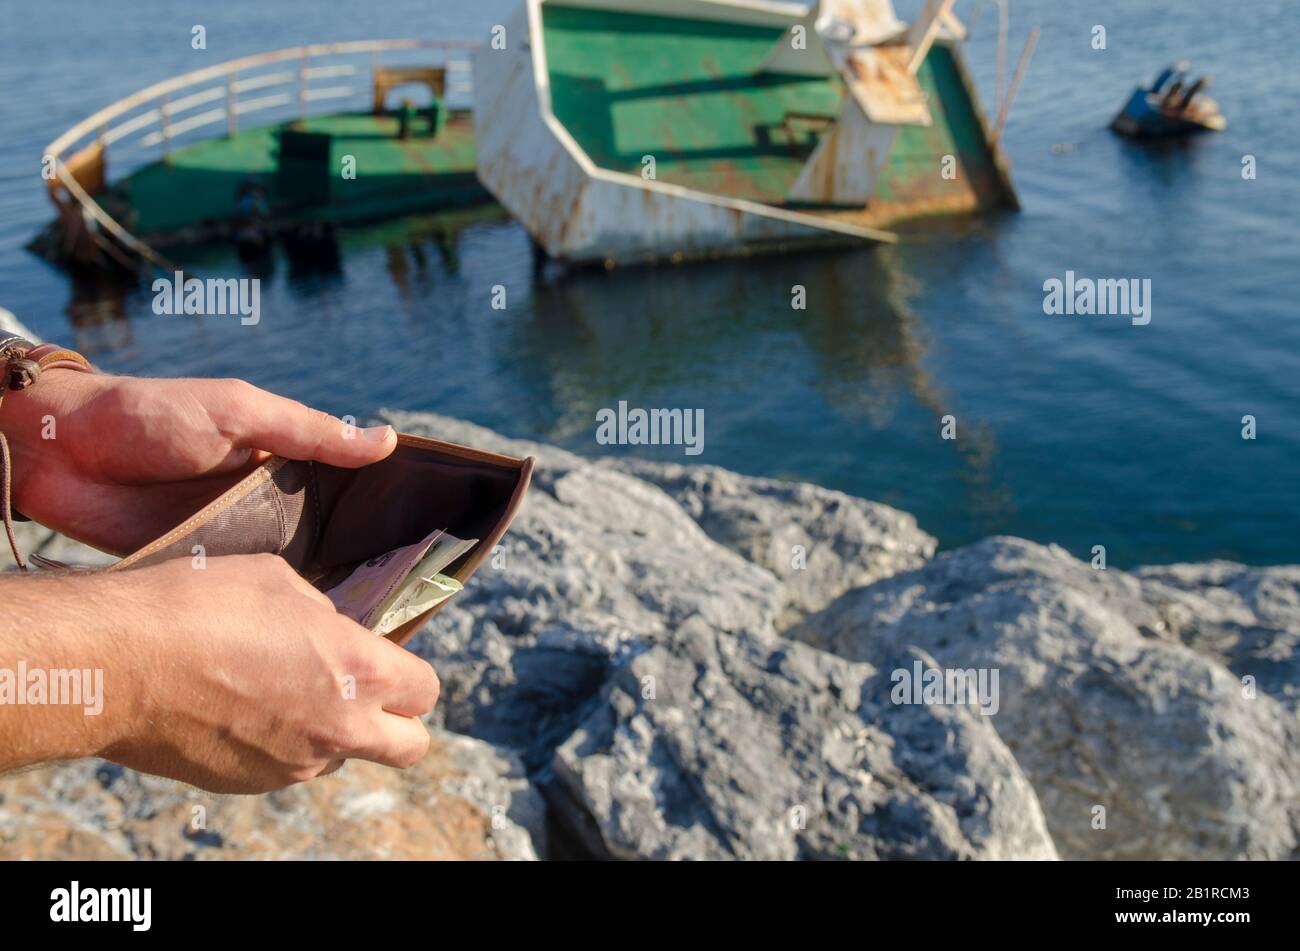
[160,93,172,161]
[227,70,238,137]
[992,28,1039,146]
[298,52,308,120]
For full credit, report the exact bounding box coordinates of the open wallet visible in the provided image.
[105,433,534,647]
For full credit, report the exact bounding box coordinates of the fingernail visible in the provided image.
[361,425,393,442]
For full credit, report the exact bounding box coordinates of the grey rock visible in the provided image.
[789,537,1300,860]
[1134,561,1300,713]
[0,729,544,861]
[549,619,1057,860]
[433,730,548,860]
[379,409,586,472]
[607,458,936,623]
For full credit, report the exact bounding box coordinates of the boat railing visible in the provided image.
[42,39,479,269]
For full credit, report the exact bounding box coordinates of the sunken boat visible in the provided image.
[473,0,1033,266]
[33,1,1035,273]
[32,40,488,271]
[1110,62,1226,139]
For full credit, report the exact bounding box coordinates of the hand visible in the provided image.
[0,371,396,555]
[92,554,439,793]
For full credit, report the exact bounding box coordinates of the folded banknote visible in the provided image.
[370,570,462,636]
[325,528,477,631]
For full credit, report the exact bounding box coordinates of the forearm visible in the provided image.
[0,571,143,773]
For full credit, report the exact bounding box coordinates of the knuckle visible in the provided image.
[394,654,439,707]
[306,406,335,430]
[251,553,295,585]
[284,763,324,786]
[258,552,291,572]
[305,407,342,451]
[314,716,365,758]
[341,645,384,688]
[235,551,273,571]
[399,729,431,768]
[220,377,256,401]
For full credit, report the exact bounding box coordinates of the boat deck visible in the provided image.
[106,111,484,238]
[541,4,1011,217]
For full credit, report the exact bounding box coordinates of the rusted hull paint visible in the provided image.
[871,38,1019,216]
[787,94,901,207]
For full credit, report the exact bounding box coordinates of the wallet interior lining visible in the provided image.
[307,448,520,587]
[129,443,523,590]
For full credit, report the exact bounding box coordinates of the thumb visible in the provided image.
[212,381,397,467]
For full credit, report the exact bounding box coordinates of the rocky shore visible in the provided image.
[3,411,1297,860]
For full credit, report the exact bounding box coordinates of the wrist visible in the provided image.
[63,569,160,760]
[0,368,106,521]
[0,571,143,768]
[0,337,98,451]
[83,569,162,760]
[0,367,100,442]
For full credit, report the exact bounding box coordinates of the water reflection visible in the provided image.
[53,205,1015,539]
[518,242,1012,527]
[63,266,135,356]
[281,222,342,280]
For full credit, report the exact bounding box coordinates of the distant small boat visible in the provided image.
[1111,62,1226,138]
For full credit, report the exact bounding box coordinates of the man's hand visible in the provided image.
[0,554,439,793]
[0,371,396,555]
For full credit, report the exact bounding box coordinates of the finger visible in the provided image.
[318,759,346,777]
[375,645,441,718]
[211,380,397,467]
[346,712,431,769]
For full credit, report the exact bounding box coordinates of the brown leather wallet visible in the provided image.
[107,433,534,647]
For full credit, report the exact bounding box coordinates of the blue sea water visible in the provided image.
[1,0,1296,567]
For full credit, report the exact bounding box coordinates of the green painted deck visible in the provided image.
[543,5,842,204]
[541,4,1009,215]
[107,111,485,236]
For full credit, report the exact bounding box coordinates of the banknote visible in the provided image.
[325,528,476,630]
[370,571,463,636]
